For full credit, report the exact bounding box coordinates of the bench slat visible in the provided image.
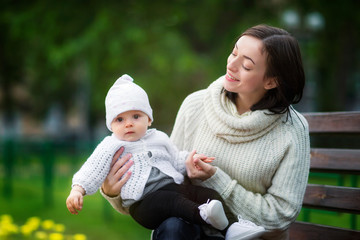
[310,148,360,174]
[303,112,360,133]
[290,221,360,240]
[290,111,360,238]
[303,184,360,214]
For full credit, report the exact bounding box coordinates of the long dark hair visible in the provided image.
[225,24,305,115]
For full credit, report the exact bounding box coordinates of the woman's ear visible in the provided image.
[264,77,278,90]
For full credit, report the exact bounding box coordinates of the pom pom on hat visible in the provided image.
[105,74,153,131]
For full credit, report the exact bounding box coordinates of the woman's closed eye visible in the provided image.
[242,65,251,71]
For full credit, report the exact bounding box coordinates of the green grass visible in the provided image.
[0,160,151,240]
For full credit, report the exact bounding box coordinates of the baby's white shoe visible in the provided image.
[225,215,265,240]
[198,199,229,230]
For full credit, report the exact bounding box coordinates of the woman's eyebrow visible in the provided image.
[244,55,255,65]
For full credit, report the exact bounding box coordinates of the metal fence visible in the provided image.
[1,138,95,206]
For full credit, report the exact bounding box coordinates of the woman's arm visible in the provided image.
[190,130,310,231]
[100,147,133,215]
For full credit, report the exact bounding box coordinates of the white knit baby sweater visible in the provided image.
[169,76,310,239]
[73,129,188,202]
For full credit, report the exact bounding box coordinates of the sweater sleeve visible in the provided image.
[198,123,310,231]
[99,188,130,215]
[72,136,123,195]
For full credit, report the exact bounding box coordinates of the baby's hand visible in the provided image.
[193,153,215,170]
[66,186,85,215]
[193,153,215,163]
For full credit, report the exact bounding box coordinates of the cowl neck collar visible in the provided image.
[203,76,283,143]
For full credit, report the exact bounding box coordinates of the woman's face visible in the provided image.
[224,35,275,103]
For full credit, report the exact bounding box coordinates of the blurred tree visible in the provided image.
[1,0,359,138]
[291,0,360,111]
[0,0,278,133]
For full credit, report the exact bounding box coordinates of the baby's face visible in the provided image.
[111,110,151,142]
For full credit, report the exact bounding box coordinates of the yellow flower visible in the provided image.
[0,215,87,240]
[27,216,41,228]
[42,219,55,230]
[0,214,13,223]
[49,232,64,240]
[0,228,8,237]
[73,233,87,240]
[20,216,41,235]
[21,224,34,236]
[1,221,19,234]
[35,231,48,240]
[54,223,65,232]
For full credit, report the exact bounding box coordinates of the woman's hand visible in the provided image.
[186,150,216,181]
[101,146,133,197]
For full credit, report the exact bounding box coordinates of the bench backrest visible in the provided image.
[289,111,360,240]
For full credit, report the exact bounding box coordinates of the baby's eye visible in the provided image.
[116,117,123,122]
[133,114,140,119]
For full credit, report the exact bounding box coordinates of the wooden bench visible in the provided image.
[289,111,360,240]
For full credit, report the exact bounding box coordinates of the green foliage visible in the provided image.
[1,0,359,131]
[0,0,279,128]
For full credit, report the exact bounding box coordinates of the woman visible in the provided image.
[101,24,310,240]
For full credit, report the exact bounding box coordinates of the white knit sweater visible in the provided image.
[73,129,188,205]
[169,76,310,239]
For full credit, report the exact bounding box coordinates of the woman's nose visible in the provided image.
[227,56,239,72]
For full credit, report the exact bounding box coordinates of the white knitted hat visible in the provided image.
[105,74,153,131]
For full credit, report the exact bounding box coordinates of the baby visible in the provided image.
[66,74,235,232]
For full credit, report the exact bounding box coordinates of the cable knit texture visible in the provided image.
[73,129,188,212]
[169,76,310,239]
